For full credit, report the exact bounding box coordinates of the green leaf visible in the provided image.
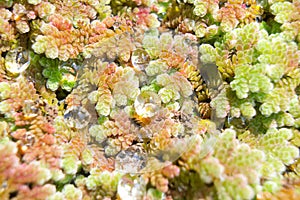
[46,79,60,91]
[61,80,76,92]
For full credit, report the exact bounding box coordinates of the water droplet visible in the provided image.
[1,181,7,189]
[134,91,161,118]
[113,21,120,29]
[5,48,30,75]
[119,51,131,62]
[115,146,147,173]
[71,62,81,71]
[131,49,150,71]
[64,106,91,129]
[23,100,39,118]
[23,100,35,112]
[118,175,147,199]
[183,38,191,46]
[25,132,35,146]
[60,65,76,75]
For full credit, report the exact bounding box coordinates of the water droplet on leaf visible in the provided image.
[115,146,147,173]
[5,48,30,75]
[64,106,91,129]
[134,91,161,118]
[118,175,147,199]
[131,49,150,71]
[25,132,35,146]
[183,38,191,46]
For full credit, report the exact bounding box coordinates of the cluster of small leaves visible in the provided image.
[81,33,200,163]
[163,0,264,40]
[268,0,300,53]
[29,1,129,61]
[114,165,180,199]
[0,0,300,200]
[196,17,300,199]
[183,127,299,199]
[111,0,162,28]
[0,77,63,199]
[54,115,114,176]
[0,8,17,53]
[89,111,138,156]
[238,127,300,193]
[200,22,300,123]
[185,129,265,199]
[30,54,77,92]
[0,139,55,199]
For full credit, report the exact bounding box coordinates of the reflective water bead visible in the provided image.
[131,48,150,71]
[5,48,30,75]
[117,175,147,199]
[64,106,91,129]
[134,91,161,118]
[115,146,147,173]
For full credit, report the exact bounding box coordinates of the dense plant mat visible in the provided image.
[0,0,300,199]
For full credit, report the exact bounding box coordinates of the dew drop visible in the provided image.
[113,21,120,30]
[131,48,150,71]
[1,181,7,189]
[115,146,147,173]
[5,48,30,75]
[183,38,191,46]
[60,65,76,75]
[64,106,91,129]
[25,132,35,146]
[117,175,147,200]
[134,91,161,118]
